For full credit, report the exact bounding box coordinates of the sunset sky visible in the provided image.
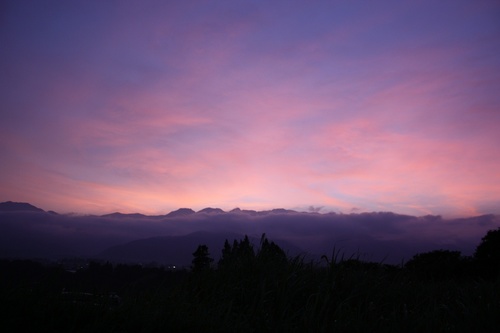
[1,0,499,216]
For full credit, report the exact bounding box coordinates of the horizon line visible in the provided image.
[1,200,497,219]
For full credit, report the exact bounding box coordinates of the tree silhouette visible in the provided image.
[236,235,256,265]
[256,233,287,266]
[218,235,256,271]
[474,227,500,279]
[191,244,213,272]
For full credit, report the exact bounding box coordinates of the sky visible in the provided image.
[1,0,500,216]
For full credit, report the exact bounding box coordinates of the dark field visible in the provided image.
[1,233,500,333]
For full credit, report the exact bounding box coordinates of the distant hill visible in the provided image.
[268,208,297,214]
[0,201,45,212]
[1,200,498,265]
[101,212,148,219]
[198,207,225,214]
[230,208,258,215]
[96,231,309,267]
[165,208,195,218]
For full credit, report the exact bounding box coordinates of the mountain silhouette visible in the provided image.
[1,201,498,265]
[267,208,297,214]
[0,201,45,212]
[102,212,148,219]
[165,208,196,218]
[96,231,308,267]
[198,207,225,214]
[97,231,240,266]
[230,208,259,215]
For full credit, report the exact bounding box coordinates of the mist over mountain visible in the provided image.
[1,201,499,265]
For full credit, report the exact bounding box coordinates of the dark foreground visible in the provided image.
[1,235,500,332]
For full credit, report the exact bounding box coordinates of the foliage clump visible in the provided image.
[191,244,213,272]
[404,249,471,280]
[474,227,500,279]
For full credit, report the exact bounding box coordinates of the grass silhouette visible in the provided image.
[1,232,500,332]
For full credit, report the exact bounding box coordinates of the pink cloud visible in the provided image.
[1,1,499,217]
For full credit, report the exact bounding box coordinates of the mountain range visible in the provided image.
[1,201,499,265]
[0,201,313,266]
[0,201,321,218]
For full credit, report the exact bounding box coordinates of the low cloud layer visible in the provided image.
[1,207,498,264]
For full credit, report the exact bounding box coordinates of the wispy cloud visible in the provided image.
[1,1,499,216]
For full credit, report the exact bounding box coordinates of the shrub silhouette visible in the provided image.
[474,227,500,279]
[404,249,467,280]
